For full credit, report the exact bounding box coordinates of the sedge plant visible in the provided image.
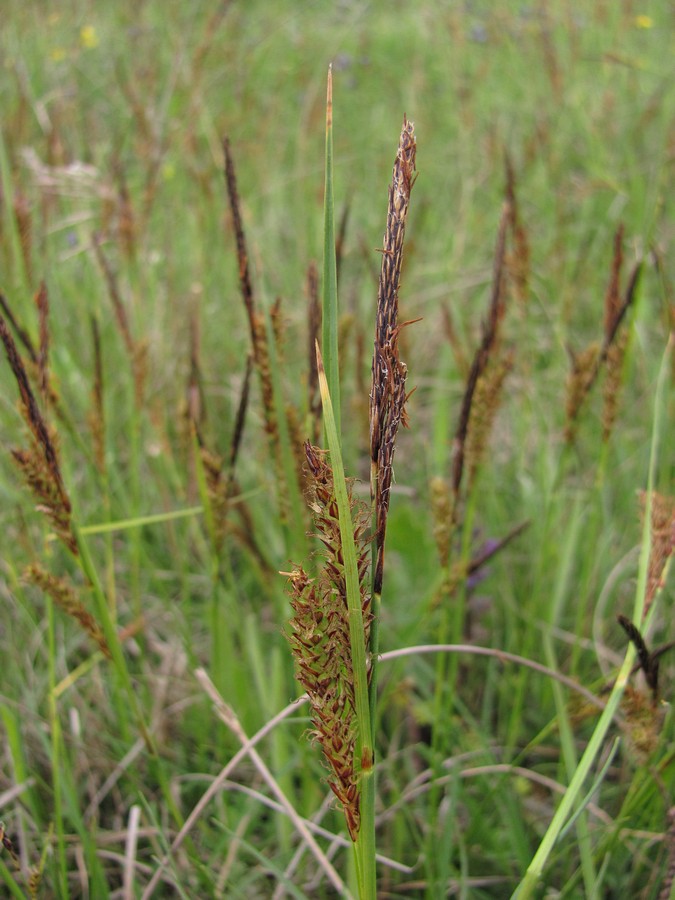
[284,70,417,899]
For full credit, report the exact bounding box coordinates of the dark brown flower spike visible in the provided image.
[370,116,417,595]
[223,137,279,453]
[0,314,76,554]
[565,224,643,444]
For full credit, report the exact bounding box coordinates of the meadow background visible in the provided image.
[0,1,673,897]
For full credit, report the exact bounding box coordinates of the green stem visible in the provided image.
[47,597,69,897]
[513,335,671,898]
[321,64,340,437]
[73,522,151,751]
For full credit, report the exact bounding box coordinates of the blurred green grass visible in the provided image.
[0,1,673,896]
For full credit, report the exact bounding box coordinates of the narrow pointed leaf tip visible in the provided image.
[326,65,333,128]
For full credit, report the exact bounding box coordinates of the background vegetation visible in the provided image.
[0,1,673,896]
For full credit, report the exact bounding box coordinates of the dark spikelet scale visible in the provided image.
[285,443,372,840]
[370,117,417,594]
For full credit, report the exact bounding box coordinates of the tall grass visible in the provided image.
[0,2,673,897]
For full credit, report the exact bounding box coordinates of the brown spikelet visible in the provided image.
[26,564,111,657]
[285,442,372,840]
[11,447,77,555]
[452,203,509,500]
[14,190,33,285]
[223,138,280,451]
[504,154,530,305]
[465,350,514,489]
[640,491,675,615]
[0,291,38,363]
[565,228,642,445]
[269,296,284,354]
[223,136,256,338]
[0,315,76,554]
[564,341,600,444]
[229,352,253,473]
[618,614,659,701]
[199,446,230,554]
[285,402,308,487]
[89,317,106,473]
[252,313,277,441]
[116,165,137,259]
[430,475,452,569]
[601,328,628,442]
[619,684,663,763]
[604,223,624,341]
[35,281,50,404]
[370,116,417,596]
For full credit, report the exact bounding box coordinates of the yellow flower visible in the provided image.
[50,47,67,62]
[80,25,99,49]
[162,163,176,182]
[634,15,654,28]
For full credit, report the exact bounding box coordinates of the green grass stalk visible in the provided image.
[513,335,672,898]
[321,65,341,437]
[541,500,597,893]
[47,596,69,897]
[263,309,309,560]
